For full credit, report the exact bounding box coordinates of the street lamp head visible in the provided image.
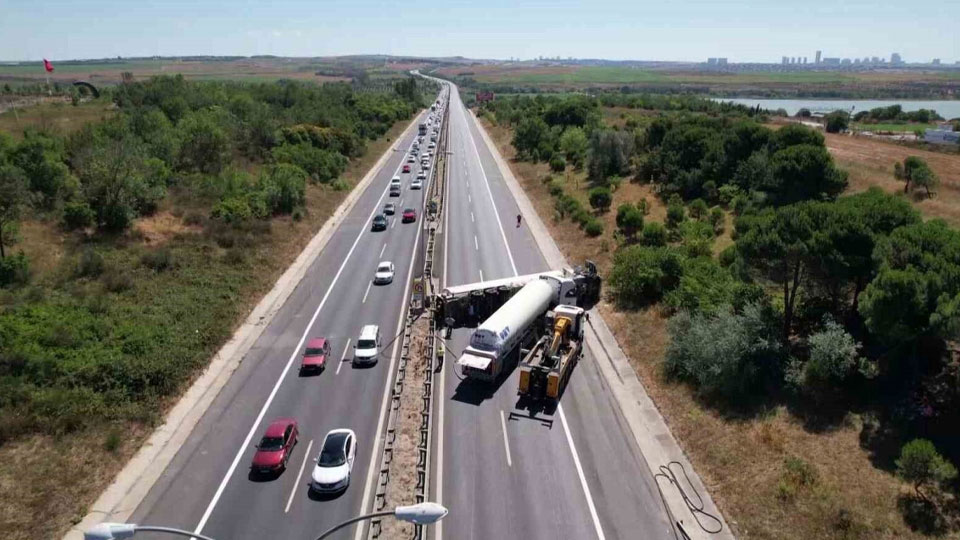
[394,502,449,525]
[84,523,137,540]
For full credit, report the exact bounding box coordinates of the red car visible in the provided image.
[300,337,330,373]
[402,164,411,173]
[401,208,417,223]
[251,418,298,474]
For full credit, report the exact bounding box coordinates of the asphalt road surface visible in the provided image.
[429,83,674,540]
[130,90,446,540]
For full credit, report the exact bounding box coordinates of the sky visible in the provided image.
[1,0,957,64]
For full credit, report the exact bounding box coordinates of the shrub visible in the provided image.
[688,198,708,220]
[608,245,684,307]
[641,222,668,247]
[61,201,95,230]
[664,302,782,400]
[588,186,612,213]
[896,439,958,498]
[183,211,205,226]
[211,196,253,223]
[141,249,173,272]
[571,207,592,227]
[663,257,743,315]
[615,203,644,238]
[549,154,566,173]
[76,249,105,278]
[584,219,604,237]
[666,201,685,228]
[678,220,714,258]
[101,269,134,293]
[789,319,871,399]
[709,207,725,233]
[0,252,29,287]
[548,178,565,197]
[331,179,350,191]
[223,247,246,265]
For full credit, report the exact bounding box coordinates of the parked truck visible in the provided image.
[448,263,600,382]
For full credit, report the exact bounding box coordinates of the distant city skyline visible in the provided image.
[0,0,957,63]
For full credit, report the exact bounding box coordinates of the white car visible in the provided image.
[374,261,395,284]
[422,161,430,170]
[407,156,415,163]
[411,178,423,190]
[354,325,380,365]
[310,429,357,493]
[416,171,426,180]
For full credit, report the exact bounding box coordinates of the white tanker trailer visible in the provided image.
[457,275,580,381]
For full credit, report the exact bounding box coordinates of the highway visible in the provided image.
[430,84,674,540]
[127,79,674,540]
[129,89,446,540]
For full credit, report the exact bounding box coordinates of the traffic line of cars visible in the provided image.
[247,113,438,497]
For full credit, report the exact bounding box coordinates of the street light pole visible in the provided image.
[84,523,217,540]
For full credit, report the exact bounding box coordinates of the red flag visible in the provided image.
[43,58,54,73]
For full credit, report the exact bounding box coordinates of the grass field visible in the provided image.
[852,122,936,133]
[479,110,960,539]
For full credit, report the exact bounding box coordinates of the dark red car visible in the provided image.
[402,208,417,223]
[251,418,298,474]
[300,337,330,374]
[402,164,411,173]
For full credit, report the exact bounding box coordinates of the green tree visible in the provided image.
[588,129,635,181]
[0,164,30,258]
[549,153,566,173]
[559,127,589,168]
[608,245,684,307]
[11,131,72,207]
[666,200,685,229]
[177,108,232,174]
[860,220,960,345]
[641,222,668,247]
[895,156,939,198]
[588,186,612,213]
[824,111,850,133]
[769,144,848,204]
[512,116,549,161]
[74,136,161,231]
[896,439,958,500]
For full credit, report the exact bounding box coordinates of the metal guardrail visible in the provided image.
[367,88,451,540]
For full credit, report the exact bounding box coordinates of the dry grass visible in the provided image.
[0,117,416,540]
[0,99,115,140]
[822,133,960,226]
[481,117,934,539]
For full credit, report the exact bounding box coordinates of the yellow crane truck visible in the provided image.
[518,304,586,402]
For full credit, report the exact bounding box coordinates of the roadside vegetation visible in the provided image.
[0,74,428,539]
[477,92,960,539]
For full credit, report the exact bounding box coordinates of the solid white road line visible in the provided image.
[460,94,606,540]
[285,439,313,513]
[458,104,518,276]
[380,243,387,258]
[336,338,352,376]
[192,108,421,537]
[500,410,513,467]
[362,280,372,304]
[474,235,479,251]
[559,405,606,540]
[353,123,439,540]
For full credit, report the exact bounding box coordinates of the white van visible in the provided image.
[353,325,380,365]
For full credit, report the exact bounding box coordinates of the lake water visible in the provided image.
[714,98,960,119]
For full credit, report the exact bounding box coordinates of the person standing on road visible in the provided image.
[516,213,522,227]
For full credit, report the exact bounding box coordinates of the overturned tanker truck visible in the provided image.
[434,262,600,386]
